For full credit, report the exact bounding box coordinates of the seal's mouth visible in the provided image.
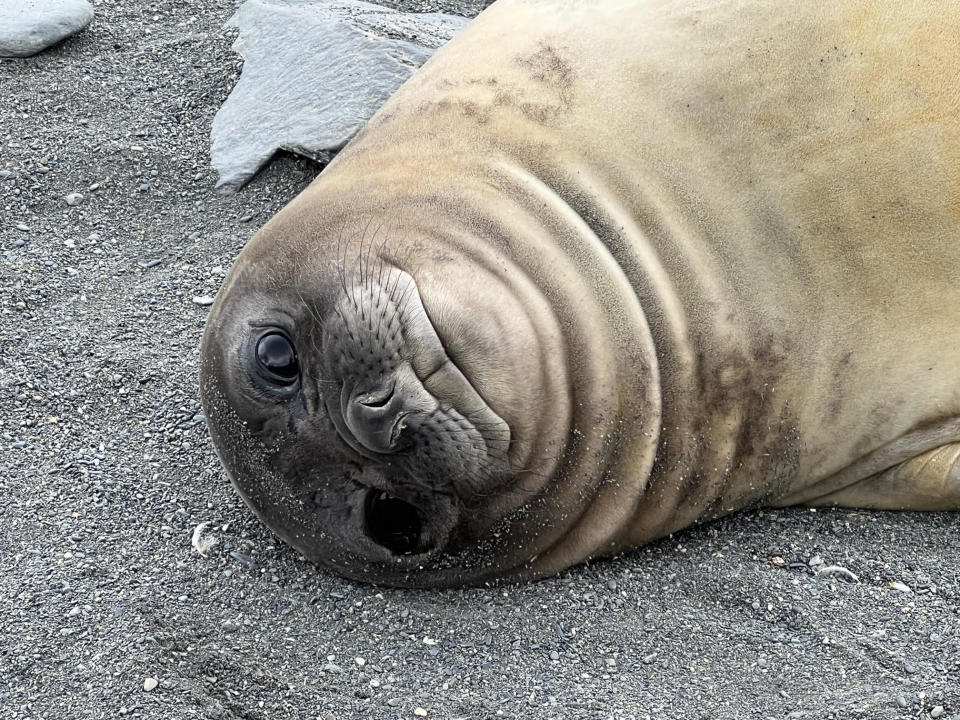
[363,488,425,555]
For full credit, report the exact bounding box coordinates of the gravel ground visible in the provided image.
[2,2,959,719]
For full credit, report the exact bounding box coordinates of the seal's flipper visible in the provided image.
[807,443,960,511]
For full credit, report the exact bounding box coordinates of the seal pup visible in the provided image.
[200,0,960,587]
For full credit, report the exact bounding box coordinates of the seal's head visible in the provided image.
[199,198,584,586]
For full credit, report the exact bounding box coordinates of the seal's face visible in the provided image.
[200,225,568,587]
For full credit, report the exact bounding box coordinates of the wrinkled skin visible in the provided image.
[201,0,960,587]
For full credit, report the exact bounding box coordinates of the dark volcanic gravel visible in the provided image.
[2,1,959,719]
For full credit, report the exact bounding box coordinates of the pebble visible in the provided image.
[143,677,158,692]
[414,709,427,717]
[222,620,239,633]
[139,183,150,192]
[65,192,84,206]
[896,695,908,708]
[188,231,201,241]
[322,663,342,674]
[549,650,560,661]
[229,551,251,566]
[0,170,12,179]
[16,223,29,231]
[138,259,162,269]
[888,581,912,593]
[192,295,216,306]
[814,565,859,583]
[14,239,25,248]
[932,707,944,718]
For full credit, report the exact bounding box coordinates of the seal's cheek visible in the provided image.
[412,257,570,473]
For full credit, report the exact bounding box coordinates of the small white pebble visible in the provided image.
[192,522,218,556]
[414,709,427,717]
[143,677,158,692]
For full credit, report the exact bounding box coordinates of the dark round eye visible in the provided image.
[364,489,422,555]
[255,332,299,384]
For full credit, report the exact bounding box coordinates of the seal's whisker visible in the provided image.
[335,217,351,298]
[363,219,384,295]
[295,288,325,329]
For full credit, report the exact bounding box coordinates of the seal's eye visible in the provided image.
[364,489,422,555]
[255,332,299,384]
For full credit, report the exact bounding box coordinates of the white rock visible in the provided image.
[0,0,94,58]
[211,0,469,191]
[143,677,158,692]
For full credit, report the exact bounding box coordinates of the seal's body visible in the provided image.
[201,0,960,587]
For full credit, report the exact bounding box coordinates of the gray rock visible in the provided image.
[0,0,94,58]
[211,0,469,191]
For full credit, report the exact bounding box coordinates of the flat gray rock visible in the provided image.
[211,0,469,191]
[0,0,94,57]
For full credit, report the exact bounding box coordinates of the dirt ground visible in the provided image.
[2,1,958,718]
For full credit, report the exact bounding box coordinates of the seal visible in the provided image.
[200,0,960,587]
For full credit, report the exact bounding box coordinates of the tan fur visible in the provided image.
[203,0,960,586]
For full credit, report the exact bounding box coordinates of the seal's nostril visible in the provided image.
[342,379,409,454]
[364,489,423,555]
[357,381,395,409]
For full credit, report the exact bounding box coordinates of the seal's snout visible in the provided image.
[342,365,436,455]
[345,379,404,453]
